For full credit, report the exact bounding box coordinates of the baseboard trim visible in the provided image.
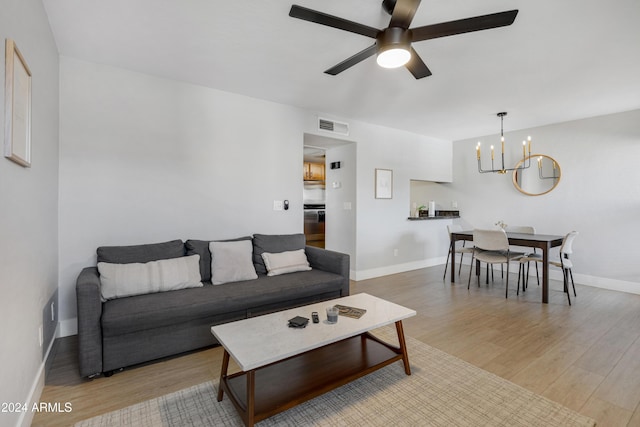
[573,273,640,295]
[354,260,640,295]
[352,257,447,281]
[17,323,59,427]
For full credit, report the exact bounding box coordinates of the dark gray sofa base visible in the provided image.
[101,290,341,373]
[103,312,246,373]
[76,244,350,377]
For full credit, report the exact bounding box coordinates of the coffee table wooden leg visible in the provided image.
[395,321,411,375]
[217,349,230,402]
[246,370,255,427]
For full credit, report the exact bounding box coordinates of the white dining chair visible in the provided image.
[550,231,579,305]
[443,224,474,280]
[505,226,541,292]
[467,229,525,298]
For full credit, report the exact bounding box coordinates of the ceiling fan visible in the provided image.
[289,0,518,79]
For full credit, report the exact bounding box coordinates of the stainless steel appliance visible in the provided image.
[303,181,325,205]
[304,203,325,248]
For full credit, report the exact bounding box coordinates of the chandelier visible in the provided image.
[476,112,532,174]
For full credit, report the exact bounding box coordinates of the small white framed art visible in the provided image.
[375,168,393,199]
[4,38,32,167]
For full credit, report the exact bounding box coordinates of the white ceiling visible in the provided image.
[42,0,640,141]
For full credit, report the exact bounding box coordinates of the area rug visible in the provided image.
[75,328,596,427]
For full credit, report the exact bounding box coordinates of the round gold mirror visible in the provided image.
[512,154,561,196]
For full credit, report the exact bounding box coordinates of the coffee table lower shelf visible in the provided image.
[217,325,411,426]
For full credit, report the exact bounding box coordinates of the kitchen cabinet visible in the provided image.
[303,162,325,181]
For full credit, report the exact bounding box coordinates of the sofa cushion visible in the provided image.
[210,240,258,285]
[185,236,252,282]
[98,255,203,300]
[252,233,306,275]
[101,269,344,337]
[97,239,185,264]
[261,249,311,276]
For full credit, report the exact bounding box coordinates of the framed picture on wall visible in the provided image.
[375,168,393,199]
[4,38,32,167]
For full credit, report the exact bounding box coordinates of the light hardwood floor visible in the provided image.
[34,266,640,426]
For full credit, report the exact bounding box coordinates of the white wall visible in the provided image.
[352,122,452,279]
[0,1,59,426]
[324,142,357,271]
[446,109,640,293]
[57,58,454,333]
[58,57,308,332]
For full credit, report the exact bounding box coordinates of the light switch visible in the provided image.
[343,202,352,210]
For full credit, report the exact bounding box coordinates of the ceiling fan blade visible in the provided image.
[289,5,379,39]
[389,0,422,29]
[324,44,378,75]
[411,10,518,42]
[405,47,432,79]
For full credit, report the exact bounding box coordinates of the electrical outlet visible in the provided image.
[38,325,43,347]
[393,248,399,257]
[273,200,283,211]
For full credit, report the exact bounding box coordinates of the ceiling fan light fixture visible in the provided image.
[376,47,411,68]
[289,4,519,79]
[376,27,411,69]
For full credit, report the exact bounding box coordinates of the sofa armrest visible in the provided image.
[76,267,103,377]
[305,246,350,296]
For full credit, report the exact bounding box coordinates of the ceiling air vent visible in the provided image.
[318,118,349,136]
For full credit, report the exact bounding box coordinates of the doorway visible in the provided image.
[302,133,356,259]
[303,146,326,248]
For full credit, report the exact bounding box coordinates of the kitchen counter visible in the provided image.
[407,209,460,220]
[407,216,459,220]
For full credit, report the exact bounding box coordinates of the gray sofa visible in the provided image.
[76,234,350,378]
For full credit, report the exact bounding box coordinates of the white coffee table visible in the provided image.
[211,293,416,427]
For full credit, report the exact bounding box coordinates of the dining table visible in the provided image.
[450,230,564,303]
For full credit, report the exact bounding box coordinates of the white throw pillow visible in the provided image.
[261,249,312,276]
[210,240,258,285]
[98,255,203,300]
